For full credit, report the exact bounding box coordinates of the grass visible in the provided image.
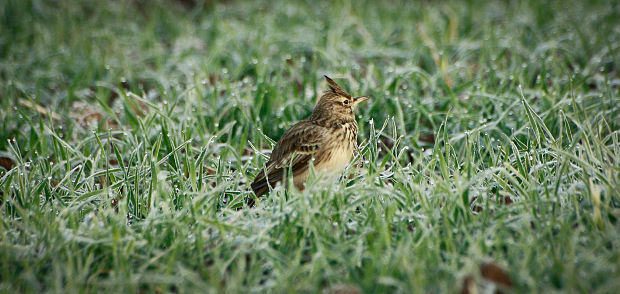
[1,0,619,292]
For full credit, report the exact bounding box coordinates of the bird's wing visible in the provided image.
[251,121,328,195]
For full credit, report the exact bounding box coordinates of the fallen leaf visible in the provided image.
[18,98,61,120]
[418,133,435,144]
[0,157,15,171]
[480,261,513,289]
[460,275,474,294]
[460,261,514,294]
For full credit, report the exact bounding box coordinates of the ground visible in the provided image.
[1,0,619,293]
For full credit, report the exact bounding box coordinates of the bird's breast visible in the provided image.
[318,144,354,174]
[318,124,357,174]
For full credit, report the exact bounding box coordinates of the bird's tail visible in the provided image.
[249,169,270,206]
[250,182,269,197]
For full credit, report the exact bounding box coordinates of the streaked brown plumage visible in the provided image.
[250,76,369,203]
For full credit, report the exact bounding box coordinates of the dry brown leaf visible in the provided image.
[18,98,61,120]
[460,261,514,294]
[0,157,15,171]
[480,261,513,289]
[460,275,475,294]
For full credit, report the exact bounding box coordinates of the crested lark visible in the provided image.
[250,75,369,202]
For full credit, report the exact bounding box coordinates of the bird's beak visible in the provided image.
[353,96,370,105]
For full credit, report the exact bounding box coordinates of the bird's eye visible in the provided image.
[343,100,349,105]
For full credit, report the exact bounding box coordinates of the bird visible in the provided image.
[249,75,369,204]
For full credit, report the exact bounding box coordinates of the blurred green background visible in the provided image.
[1,0,619,293]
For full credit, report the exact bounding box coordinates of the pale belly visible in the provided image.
[293,145,354,190]
[318,145,354,174]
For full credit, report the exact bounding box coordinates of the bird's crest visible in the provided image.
[324,75,351,98]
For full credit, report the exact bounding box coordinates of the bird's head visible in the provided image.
[313,75,369,118]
